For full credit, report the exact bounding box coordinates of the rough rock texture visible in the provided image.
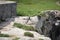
[0,16,51,40]
[36,10,60,40]
[0,37,13,40]
[0,1,16,21]
[14,16,39,27]
[1,27,51,40]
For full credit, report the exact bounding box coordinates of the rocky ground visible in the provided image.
[0,16,51,40]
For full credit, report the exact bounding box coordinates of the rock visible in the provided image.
[0,1,16,21]
[30,16,39,23]
[56,1,60,6]
[57,35,60,40]
[14,16,40,27]
[36,10,60,40]
[0,37,13,40]
[27,16,39,25]
[1,27,51,40]
[19,36,51,40]
[14,16,28,24]
[35,17,46,34]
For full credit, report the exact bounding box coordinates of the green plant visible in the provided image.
[22,25,35,31]
[24,32,34,37]
[39,38,44,40]
[13,37,20,40]
[16,0,60,16]
[13,23,35,31]
[13,23,23,28]
[0,34,10,37]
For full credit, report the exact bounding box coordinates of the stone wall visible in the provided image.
[0,1,16,21]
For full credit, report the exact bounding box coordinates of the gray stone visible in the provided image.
[35,17,46,34]
[35,10,60,40]
[0,1,16,21]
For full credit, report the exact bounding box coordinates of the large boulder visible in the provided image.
[36,10,60,40]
